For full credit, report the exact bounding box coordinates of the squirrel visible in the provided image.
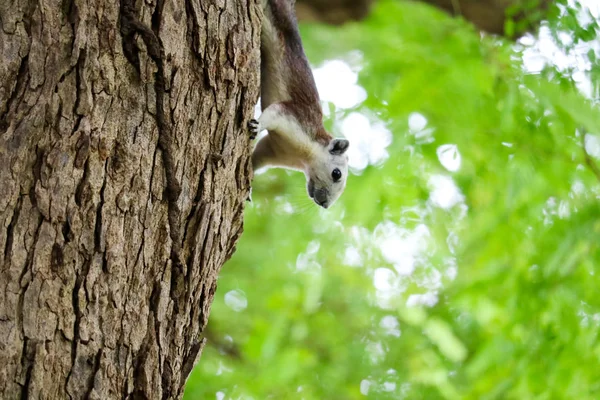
[248,0,350,209]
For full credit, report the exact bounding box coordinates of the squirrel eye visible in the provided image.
[331,168,342,182]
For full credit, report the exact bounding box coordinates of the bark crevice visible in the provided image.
[119,0,183,270]
[0,55,29,132]
[4,196,23,262]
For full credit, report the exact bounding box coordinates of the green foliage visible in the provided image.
[185,1,600,399]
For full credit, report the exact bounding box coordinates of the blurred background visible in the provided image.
[185,0,600,398]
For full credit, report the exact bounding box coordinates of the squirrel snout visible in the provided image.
[307,180,329,208]
[313,189,329,209]
[315,198,329,209]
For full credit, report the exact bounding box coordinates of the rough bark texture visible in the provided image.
[0,0,260,398]
[296,0,550,36]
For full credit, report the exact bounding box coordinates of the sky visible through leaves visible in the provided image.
[185,1,600,398]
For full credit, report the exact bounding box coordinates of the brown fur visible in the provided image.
[261,0,332,146]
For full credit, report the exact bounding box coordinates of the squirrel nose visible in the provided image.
[314,190,329,208]
[315,198,329,208]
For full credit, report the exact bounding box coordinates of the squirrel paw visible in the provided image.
[248,119,260,139]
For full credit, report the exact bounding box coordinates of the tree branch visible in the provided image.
[582,133,600,183]
[296,0,552,37]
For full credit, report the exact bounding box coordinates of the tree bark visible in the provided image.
[0,0,259,398]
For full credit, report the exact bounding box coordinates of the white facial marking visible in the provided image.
[306,138,350,208]
[253,105,350,208]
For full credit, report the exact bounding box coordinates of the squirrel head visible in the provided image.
[306,138,350,209]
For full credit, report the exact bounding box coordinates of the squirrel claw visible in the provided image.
[248,119,260,139]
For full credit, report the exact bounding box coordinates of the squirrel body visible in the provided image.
[249,0,350,209]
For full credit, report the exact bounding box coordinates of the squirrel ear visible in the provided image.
[329,138,350,155]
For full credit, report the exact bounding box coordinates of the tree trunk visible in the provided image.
[0,0,259,398]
